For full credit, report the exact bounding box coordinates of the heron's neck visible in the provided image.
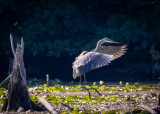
[95,40,104,52]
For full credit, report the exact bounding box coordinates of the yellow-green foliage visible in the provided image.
[0,91,4,96]
[73,105,78,114]
[100,85,105,90]
[134,82,139,88]
[106,110,116,114]
[150,93,157,97]
[30,95,38,102]
[140,110,151,114]
[0,88,6,91]
[124,112,131,114]
[131,108,142,113]
[140,85,150,90]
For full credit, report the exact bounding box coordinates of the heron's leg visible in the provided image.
[79,75,82,84]
[79,74,91,99]
[84,74,87,84]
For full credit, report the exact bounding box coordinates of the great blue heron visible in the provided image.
[72,37,127,82]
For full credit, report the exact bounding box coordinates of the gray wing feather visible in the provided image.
[97,45,127,60]
[72,51,89,68]
[77,52,113,75]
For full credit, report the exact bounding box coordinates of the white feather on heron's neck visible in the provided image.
[95,39,105,52]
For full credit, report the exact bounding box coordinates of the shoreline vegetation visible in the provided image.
[0,79,159,113]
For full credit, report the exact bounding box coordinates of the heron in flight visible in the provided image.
[72,37,127,83]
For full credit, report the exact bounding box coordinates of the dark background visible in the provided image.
[0,0,160,82]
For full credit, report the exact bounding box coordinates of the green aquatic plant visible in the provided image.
[126,82,129,86]
[131,107,142,113]
[106,110,116,114]
[100,85,105,90]
[140,110,151,114]
[141,85,150,90]
[73,105,78,114]
[30,95,38,102]
[124,112,131,114]
[134,82,139,88]
[0,96,7,104]
[100,80,104,85]
[93,82,96,86]
[119,81,122,86]
[150,93,157,97]
[0,91,4,96]
[46,74,49,86]
[0,88,6,91]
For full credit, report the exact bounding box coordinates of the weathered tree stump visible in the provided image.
[2,34,44,111]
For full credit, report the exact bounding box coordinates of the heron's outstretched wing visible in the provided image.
[97,44,127,60]
[72,51,89,68]
[77,52,113,75]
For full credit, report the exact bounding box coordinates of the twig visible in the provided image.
[60,102,74,110]
[81,84,91,99]
[87,84,102,96]
[0,74,12,87]
[139,105,157,114]
[38,97,57,114]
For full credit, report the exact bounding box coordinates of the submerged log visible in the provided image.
[2,34,44,111]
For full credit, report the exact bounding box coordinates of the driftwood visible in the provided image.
[152,94,160,113]
[0,74,11,87]
[138,105,157,114]
[60,102,74,110]
[2,34,44,111]
[38,97,57,114]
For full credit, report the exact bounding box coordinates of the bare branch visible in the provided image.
[10,33,16,58]
[0,74,12,87]
[38,97,57,114]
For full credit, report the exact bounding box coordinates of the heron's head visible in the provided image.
[73,69,77,79]
[100,37,120,44]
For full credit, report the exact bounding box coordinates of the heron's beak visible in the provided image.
[112,42,120,44]
[102,37,120,44]
[107,39,120,44]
